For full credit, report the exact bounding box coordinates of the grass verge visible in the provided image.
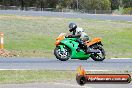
[0,70,131,84]
[0,70,75,84]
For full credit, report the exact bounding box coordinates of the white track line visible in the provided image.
[0,69,122,72]
[0,69,112,71]
[0,69,32,70]
[111,58,132,59]
[53,82,90,88]
[85,70,111,71]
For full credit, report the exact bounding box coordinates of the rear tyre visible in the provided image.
[91,46,105,61]
[54,46,70,61]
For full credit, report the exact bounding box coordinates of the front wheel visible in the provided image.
[54,46,70,61]
[90,46,105,61]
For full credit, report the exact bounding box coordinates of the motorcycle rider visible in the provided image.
[67,23,98,54]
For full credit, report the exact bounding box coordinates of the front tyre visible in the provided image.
[91,46,105,61]
[54,46,70,61]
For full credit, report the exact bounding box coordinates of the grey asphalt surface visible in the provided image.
[0,82,131,88]
[0,58,132,71]
[0,10,132,21]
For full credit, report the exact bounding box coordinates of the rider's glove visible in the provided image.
[68,35,73,37]
[65,35,72,38]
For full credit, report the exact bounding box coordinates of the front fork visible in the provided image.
[58,45,65,52]
[57,45,69,58]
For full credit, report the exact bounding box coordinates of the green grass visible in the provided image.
[0,15,132,58]
[0,70,131,84]
[0,70,75,84]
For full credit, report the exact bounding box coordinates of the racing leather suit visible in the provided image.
[67,27,89,53]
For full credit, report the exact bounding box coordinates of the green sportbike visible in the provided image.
[54,33,105,61]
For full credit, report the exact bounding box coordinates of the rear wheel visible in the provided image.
[91,46,105,61]
[54,46,70,61]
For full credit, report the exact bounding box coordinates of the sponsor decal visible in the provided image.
[76,66,131,85]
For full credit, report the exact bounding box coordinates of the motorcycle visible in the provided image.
[54,33,105,61]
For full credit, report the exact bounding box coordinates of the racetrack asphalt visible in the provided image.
[0,10,132,21]
[0,82,131,88]
[0,58,131,71]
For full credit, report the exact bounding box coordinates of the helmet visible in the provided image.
[69,23,77,32]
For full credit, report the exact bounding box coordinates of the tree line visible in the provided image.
[0,0,131,10]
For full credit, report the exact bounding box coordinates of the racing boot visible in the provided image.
[76,47,81,52]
